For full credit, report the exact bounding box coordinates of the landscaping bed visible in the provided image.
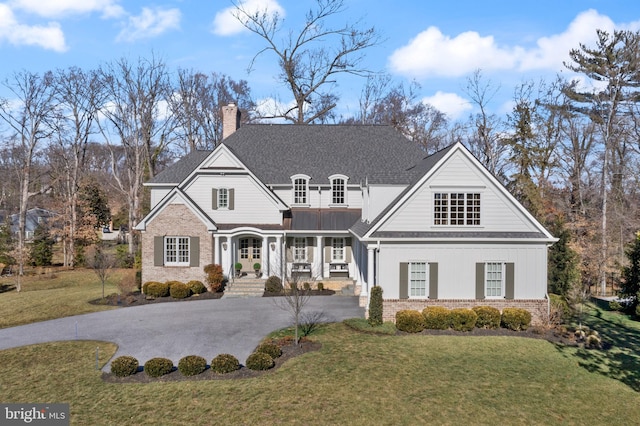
[90,290,223,307]
[102,338,321,383]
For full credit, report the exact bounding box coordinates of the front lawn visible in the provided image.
[1,322,639,425]
[0,269,124,329]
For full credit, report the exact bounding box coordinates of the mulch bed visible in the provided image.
[89,291,224,307]
[102,339,322,383]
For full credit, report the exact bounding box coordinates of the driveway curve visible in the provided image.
[0,296,363,371]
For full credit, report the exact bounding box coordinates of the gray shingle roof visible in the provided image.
[148,149,212,184]
[290,208,362,231]
[223,125,427,185]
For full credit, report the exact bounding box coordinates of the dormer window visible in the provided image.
[329,174,348,206]
[291,174,310,206]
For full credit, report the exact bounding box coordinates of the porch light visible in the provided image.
[270,242,276,251]
[222,242,228,250]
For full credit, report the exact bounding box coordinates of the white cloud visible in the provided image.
[116,7,181,43]
[9,0,125,19]
[389,26,522,78]
[0,4,67,51]
[422,91,472,121]
[212,0,285,36]
[389,9,640,79]
[519,9,616,71]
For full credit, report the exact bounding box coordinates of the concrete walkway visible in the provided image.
[0,296,363,371]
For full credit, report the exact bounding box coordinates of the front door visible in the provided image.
[238,237,262,272]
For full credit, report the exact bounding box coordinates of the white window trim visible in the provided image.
[409,261,429,299]
[165,236,190,266]
[485,261,505,299]
[329,174,348,207]
[291,174,311,207]
[293,237,307,262]
[218,187,229,210]
[331,237,345,262]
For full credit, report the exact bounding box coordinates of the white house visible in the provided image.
[135,104,556,322]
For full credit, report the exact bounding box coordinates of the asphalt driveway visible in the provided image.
[0,295,363,371]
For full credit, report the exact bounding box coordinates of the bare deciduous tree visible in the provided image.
[233,0,380,124]
[0,71,57,291]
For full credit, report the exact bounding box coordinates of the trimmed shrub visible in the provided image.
[246,352,274,371]
[169,282,192,299]
[422,307,451,330]
[472,306,501,329]
[585,333,603,349]
[145,282,169,298]
[178,355,207,376]
[368,285,383,326]
[204,264,225,292]
[144,357,174,378]
[256,342,282,359]
[501,308,532,331]
[265,275,283,293]
[142,281,161,294]
[609,300,622,311]
[187,280,207,294]
[110,356,139,377]
[450,308,477,332]
[395,310,426,333]
[303,282,311,290]
[210,354,240,374]
[317,282,324,291]
[549,293,571,319]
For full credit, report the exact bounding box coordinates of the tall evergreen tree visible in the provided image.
[29,224,54,267]
[0,218,14,267]
[620,232,640,312]
[547,219,580,296]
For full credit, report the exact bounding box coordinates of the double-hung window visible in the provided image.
[329,175,348,206]
[218,188,229,209]
[293,237,307,262]
[409,262,428,298]
[331,237,345,261]
[485,262,504,298]
[292,175,310,205]
[165,236,190,266]
[434,192,481,225]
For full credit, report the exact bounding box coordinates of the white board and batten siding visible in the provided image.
[378,243,548,300]
[183,174,282,224]
[378,151,540,234]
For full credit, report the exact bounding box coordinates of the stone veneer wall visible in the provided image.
[141,204,212,285]
[375,298,548,326]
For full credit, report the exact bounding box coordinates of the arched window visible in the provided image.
[291,174,310,205]
[329,174,348,206]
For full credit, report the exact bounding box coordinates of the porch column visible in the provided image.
[365,245,375,297]
[315,236,323,279]
[275,235,283,279]
[261,237,269,277]
[213,234,221,265]
[353,241,362,288]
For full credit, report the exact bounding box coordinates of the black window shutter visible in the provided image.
[399,262,409,299]
[190,237,200,267]
[228,188,235,210]
[212,188,218,210]
[475,263,485,299]
[429,262,438,299]
[505,263,515,299]
[154,236,164,266]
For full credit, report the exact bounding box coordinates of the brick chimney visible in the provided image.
[222,102,240,140]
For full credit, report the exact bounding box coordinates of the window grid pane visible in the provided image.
[434,192,480,226]
[165,237,189,265]
[410,262,427,297]
[218,188,228,208]
[332,238,345,261]
[252,238,261,260]
[240,239,249,259]
[165,237,176,263]
[294,179,307,204]
[177,237,189,263]
[332,179,345,204]
[293,237,306,262]
[486,262,503,297]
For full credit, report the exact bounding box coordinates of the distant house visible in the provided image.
[9,208,58,241]
[135,104,557,322]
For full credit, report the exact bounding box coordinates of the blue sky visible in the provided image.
[1,0,640,122]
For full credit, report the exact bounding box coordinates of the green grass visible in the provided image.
[0,269,124,329]
[1,321,639,425]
